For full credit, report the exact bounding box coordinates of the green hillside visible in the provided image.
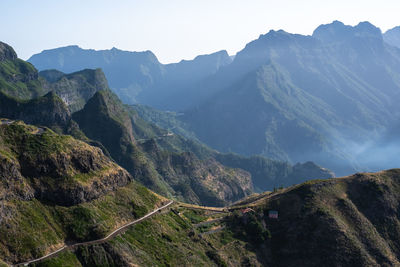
[0,42,46,99]
[21,168,400,267]
[0,121,161,265]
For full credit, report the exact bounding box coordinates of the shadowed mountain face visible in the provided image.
[224,169,400,267]
[181,21,400,175]
[28,47,232,109]
[384,26,400,48]
[40,68,110,112]
[0,43,334,205]
[72,90,254,206]
[28,21,400,176]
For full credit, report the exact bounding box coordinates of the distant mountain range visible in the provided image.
[384,26,400,48]
[29,46,232,110]
[0,41,332,206]
[28,21,400,176]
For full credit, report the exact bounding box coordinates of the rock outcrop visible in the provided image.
[0,121,132,206]
[0,42,17,62]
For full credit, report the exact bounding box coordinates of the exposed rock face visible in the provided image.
[0,42,17,62]
[40,68,110,112]
[0,154,34,201]
[147,149,253,206]
[0,91,71,129]
[0,122,132,206]
[74,90,253,206]
[216,154,335,191]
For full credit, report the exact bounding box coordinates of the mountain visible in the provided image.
[28,22,400,176]
[3,40,394,266]
[227,169,400,266]
[216,154,334,191]
[0,41,334,204]
[0,42,46,99]
[40,68,109,112]
[0,91,71,130]
[0,41,251,206]
[73,90,253,206]
[0,121,162,265]
[0,41,107,114]
[28,46,232,109]
[384,26,400,48]
[180,21,400,175]
[129,103,335,192]
[136,50,233,110]
[29,46,164,104]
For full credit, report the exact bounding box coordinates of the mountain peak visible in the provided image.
[191,49,231,63]
[313,20,382,43]
[0,41,17,61]
[261,29,290,39]
[383,26,400,48]
[385,26,400,34]
[354,21,382,36]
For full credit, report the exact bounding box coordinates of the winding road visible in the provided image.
[15,201,174,267]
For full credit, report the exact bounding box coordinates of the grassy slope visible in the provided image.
[227,169,400,266]
[11,167,400,266]
[0,59,46,99]
[0,122,161,265]
[34,205,260,267]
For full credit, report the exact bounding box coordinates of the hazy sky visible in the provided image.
[1,0,399,63]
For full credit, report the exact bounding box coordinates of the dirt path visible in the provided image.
[15,201,174,267]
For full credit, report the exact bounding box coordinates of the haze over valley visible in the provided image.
[28,21,400,176]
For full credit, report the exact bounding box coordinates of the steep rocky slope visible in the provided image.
[0,42,45,99]
[182,21,400,175]
[0,41,334,200]
[40,68,110,112]
[0,91,71,129]
[0,121,161,265]
[73,90,253,206]
[130,103,335,191]
[216,154,334,191]
[227,169,400,266]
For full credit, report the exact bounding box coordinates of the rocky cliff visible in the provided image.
[40,68,110,112]
[0,42,45,99]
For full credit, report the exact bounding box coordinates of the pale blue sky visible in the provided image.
[1,0,399,63]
